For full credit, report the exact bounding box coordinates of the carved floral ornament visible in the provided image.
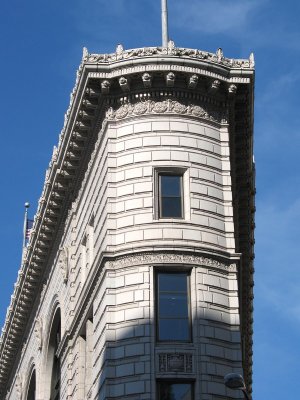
[105,99,227,124]
[107,253,237,272]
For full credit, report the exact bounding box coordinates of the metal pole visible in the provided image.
[23,202,30,249]
[242,388,251,400]
[161,0,169,47]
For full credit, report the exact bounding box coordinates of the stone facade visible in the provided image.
[0,44,255,399]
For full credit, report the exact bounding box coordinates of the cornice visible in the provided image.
[0,43,255,395]
[84,42,255,71]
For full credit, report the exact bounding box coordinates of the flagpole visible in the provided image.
[23,202,30,249]
[161,0,169,47]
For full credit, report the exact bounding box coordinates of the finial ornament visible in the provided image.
[116,44,124,55]
[168,40,175,51]
[249,52,255,68]
[24,202,30,209]
[82,47,88,62]
[216,48,224,62]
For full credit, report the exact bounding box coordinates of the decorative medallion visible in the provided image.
[153,100,168,113]
[134,102,148,115]
[172,101,187,114]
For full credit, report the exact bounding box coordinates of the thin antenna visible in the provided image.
[161,0,169,47]
[22,202,30,249]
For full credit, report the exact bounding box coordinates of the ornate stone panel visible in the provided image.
[107,253,237,273]
[158,353,194,374]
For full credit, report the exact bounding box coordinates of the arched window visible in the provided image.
[26,369,36,400]
[45,308,61,400]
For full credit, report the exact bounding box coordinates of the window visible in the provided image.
[26,369,36,400]
[159,173,183,218]
[45,308,61,400]
[158,382,193,400]
[50,318,61,400]
[157,272,191,341]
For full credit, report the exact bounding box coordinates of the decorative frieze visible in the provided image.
[105,98,227,124]
[107,252,237,272]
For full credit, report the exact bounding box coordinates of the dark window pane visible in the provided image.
[161,197,182,218]
[159,174,183,218]
[159,382,192,400]
[157,273,190,341]
[159,318,190,341]
[159,293,188,317]
[161,175,181,196]
[159,274,187,292]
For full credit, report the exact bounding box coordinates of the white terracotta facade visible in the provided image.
[0,44,255,399]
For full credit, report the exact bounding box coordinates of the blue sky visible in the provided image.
[0,0,299,398]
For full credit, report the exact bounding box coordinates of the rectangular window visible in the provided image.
[158,381,193,400]
[157,272,191,342]
[159,174,183,218]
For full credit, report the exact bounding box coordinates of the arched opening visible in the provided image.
[45,307,61,400]
[26,369,36,400]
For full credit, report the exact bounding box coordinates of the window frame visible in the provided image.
[157,380,194,400]
[155,167,187,220]
[159,173,183,219]
[156,270,192,343]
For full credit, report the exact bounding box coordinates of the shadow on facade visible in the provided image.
[91,309,244,400]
